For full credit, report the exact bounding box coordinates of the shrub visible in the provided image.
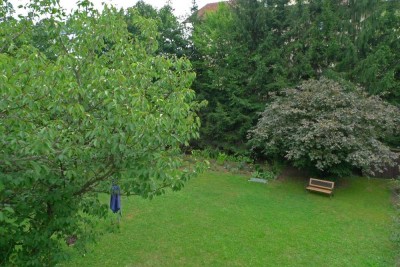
[216,152,229,165]
[249,78,400,176]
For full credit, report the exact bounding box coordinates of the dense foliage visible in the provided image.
[125,1,189,57]
[190,0,400,153]
[249,78,400,176]
[190,3,257,152]
[0,1,202,265]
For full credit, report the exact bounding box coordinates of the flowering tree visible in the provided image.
[250,78,399,177]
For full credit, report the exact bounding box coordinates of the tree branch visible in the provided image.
[73,164,116,197]
[58,37,82,88]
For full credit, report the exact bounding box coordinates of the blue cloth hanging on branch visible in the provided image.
[110,184,121,213]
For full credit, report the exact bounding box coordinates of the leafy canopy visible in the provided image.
[0,0,203,265]
[249,78,400,177]
[125,1,189,57]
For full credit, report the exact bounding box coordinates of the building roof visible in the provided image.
[195,1,234,20]
[197,2,225,19]
[184,1,235,23]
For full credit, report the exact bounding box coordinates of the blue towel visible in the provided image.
[110,185,121,213]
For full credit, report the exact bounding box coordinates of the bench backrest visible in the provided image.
[309,178,335,190]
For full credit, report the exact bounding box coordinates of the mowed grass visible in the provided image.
[63,171,396,266]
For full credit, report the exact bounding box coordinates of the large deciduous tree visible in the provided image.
[0,1,202,265]
[249,78,400,177]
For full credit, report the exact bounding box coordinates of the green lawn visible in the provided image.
[63,171,396,266]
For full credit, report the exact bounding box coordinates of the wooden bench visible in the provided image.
[306,178,335,197]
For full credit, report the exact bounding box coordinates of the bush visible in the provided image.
[249,78,400,176]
